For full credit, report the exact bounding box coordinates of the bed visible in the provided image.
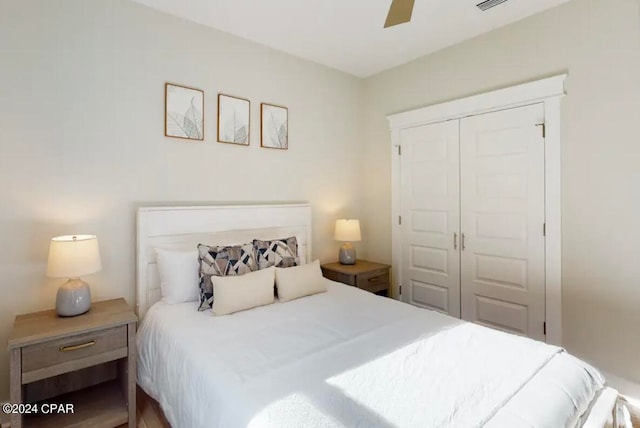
[136,204,619,428]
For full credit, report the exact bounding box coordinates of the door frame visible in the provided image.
[388,74,566,345]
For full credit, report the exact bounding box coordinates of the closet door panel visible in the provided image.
[400,121,460,317]
[460,104,546,340]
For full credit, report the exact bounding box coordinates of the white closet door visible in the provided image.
[460,104,546,340]
[400,121,460,316]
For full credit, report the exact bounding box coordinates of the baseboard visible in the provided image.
[604,371,640,403]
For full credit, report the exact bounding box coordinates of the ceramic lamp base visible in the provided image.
[339,242,356,265]
[56,278,91,317]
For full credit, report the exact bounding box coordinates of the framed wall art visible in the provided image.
[217,94,250,145]
[260,103,288,150]
[165,83,204,141]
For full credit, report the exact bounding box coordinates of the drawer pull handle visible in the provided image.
[368,277,380,283]
[59,340,96,352]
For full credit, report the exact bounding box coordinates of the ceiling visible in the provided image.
[131,0,571,77]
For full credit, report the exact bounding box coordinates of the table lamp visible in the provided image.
[334,219,361,265]
[46,235,101,317]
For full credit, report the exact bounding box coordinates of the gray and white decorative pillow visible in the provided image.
[253,237,299,269]
[197,243,257,311]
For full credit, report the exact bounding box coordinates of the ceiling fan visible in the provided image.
[384,0,510,28]
[384,0,415,28]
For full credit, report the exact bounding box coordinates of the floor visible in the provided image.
[116,386,170,428]
[630,407,640,427]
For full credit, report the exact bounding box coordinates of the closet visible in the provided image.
[397,103,547,341]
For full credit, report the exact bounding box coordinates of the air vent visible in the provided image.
[476,0,509,11]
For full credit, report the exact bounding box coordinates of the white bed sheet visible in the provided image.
[137,281,604,428]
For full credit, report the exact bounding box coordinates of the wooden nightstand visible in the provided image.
[8,298,137,428]
[321,260,391,296]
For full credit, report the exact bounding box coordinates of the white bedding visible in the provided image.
[137,281,605,428]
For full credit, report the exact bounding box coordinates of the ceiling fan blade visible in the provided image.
[384,0,415,28]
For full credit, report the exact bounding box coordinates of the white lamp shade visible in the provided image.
[46,235,102,278]
[334,219,362,242]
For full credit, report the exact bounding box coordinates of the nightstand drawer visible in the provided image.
[321,268,357,286]
[22,325,127,382]
[357,269,390,293]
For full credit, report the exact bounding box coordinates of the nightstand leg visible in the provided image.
[10,348,22,428]
[127,322,137,427]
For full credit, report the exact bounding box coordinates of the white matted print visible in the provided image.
[261,103,288,150]
[217,94,250,145]
[165,83,204,141]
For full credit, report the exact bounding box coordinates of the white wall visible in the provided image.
[0,0,364,399]
[362,0,640,385]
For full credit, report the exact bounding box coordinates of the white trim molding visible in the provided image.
[603,371,640,405]
[387,74,566,129]
[388,74,566,345]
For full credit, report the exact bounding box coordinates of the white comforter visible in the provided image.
[137,281,604,428]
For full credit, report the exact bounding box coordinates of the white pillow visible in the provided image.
[155,248,200,304]
[212,266,275,316]
[275,259,327,302]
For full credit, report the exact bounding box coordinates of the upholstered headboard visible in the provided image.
[136,204,312,319]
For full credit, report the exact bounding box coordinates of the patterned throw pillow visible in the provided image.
[197,243,257,311]
[253,236,299,269]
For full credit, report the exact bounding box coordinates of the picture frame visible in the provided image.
[217,94,250,146]
[260,103,288,150]
[165,83,204,141]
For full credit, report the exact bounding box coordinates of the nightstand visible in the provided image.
[8,298,137,428]
[321,260,391,296]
